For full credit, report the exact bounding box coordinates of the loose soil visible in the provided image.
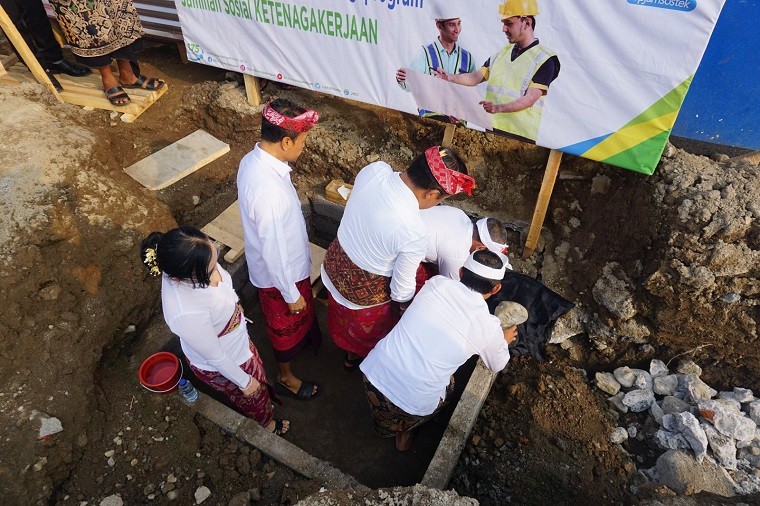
[0,43,757,506]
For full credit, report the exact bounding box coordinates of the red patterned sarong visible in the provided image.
[327,293,399,358]
[415,262,440,294]
[190,341,275,427]
[258,278,322,358]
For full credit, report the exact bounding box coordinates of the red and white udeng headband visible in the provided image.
[425,146,476,196]
[262,102,320,132]
[463,252,506,280]
[476,218,509,256]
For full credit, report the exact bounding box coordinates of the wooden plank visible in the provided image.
[325,179,352,206]
[0,4,61,100]
[243,73,262,106]
[442,123,456,148]
[120,84,169,123]
[309,243,326,284]
[522,149,563,258]
[0,56,5,77]
[124,129,229,190]
[177,41,188,64]
[201,201,245,264]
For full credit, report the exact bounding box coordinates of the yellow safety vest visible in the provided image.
[485,43,555,141]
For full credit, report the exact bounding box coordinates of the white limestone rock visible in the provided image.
[654,450,736,496]
[623,389,655,413]
[703,423,738,470]
[719,387,755,404]
[613,366,636,388]
[99,496,123,506]
[595,372,621,395]
[714,395,743,412]
[662,412,709,462]
[661,395,691,415]
[194,486,211,504]
[676,359,703,376]
[655,429,689,451]
[650,402,665,425]
[633,370,653,390]
[699,399,758,442]
[608,392,629,413]
[609,427,629,444]
[649,359,669,378]
[680,374,717,403]
[653,375,679,397]
[749,400,760,425]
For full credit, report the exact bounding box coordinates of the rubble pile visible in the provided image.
[596,358,760,496]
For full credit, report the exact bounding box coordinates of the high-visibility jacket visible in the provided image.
[485,43,555,140]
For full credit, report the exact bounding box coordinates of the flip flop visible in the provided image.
[270,418,290,436]
[122,75,165,91]
[274,379,319,401]
[104,85,131,106]
[343,353,363,372]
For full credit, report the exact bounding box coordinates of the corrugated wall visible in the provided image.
[42,0,183,42]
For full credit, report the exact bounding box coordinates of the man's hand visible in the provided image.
[241,376,261,397]
[480,100,503,114]
[434,68,451,82]
[396,68,407,83]
[287,295,306,315]
[503,325,518,345]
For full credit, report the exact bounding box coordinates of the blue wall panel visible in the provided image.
[672,0,759,149]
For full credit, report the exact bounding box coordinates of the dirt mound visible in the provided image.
[0,84,175,501]
[1,68,757,505]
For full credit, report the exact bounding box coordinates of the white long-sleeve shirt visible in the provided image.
[360,275,510,416]
[420,205,473,280]
[321,161,427,307]
[162,265,253,388]
[237,144,311,303]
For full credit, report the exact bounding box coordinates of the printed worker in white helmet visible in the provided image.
[395,8,476,122]
[416,205,513,292]
[438,0,560,142]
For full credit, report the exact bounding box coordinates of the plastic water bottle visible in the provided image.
[178,378,198,403]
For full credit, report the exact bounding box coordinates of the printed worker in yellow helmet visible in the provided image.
[438,0,560,142]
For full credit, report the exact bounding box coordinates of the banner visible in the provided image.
[175,0,725,175]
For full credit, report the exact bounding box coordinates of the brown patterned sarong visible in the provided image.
[190,341,276,427]
[323,238,391,306]
[258,278,322,359]
[49,0,144,59]
[362,374,455,438]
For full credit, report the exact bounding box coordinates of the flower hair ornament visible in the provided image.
[425,146,476,196]
[262,102,320,132]
[143,246,161,277]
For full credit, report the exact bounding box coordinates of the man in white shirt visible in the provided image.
[360,250,525,451]
[321,146,476,371]
[417,205,512,289]
[237,99,321,401]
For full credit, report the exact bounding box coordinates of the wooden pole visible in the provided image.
[0,4,62,100]
[442,123,456,147]
[243,74,262,106]
[523,149,563,258]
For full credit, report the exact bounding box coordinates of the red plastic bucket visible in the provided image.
[138,352,183,393]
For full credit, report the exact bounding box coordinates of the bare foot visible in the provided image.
[266,419,290,435]
[277,376,318,397]
[395,430,413,452]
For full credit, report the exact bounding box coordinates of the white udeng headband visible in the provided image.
[463,253,506,280]
[476,218,508,256]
